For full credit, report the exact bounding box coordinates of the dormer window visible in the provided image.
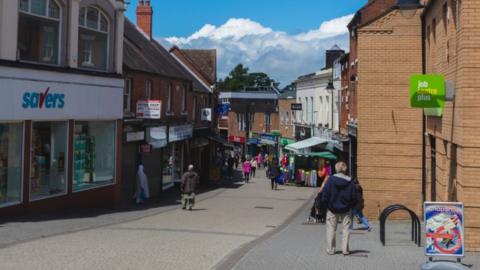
[18,0,61,65]
[78,6,109,70]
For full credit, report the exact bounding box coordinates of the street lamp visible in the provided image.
[394,0,424,19]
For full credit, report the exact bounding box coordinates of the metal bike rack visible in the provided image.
[379,204,422,247]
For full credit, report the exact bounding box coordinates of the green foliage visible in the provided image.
[218,64,278,91]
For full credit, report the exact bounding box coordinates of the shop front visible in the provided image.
[162,124,193,190]
[0,66,123,216]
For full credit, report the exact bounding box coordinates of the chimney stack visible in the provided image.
[136,0,153,39]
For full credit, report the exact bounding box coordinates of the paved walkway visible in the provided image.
[0,169,315,270]
[232,205,480,270]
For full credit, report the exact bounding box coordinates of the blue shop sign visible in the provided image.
[247,138,259,145]
[260,134,276,145]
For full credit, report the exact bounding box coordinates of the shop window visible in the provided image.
[30,121,67,200]
[73,121,115,192]
[18,0,60,65]
[162,142,183,189]
[78,6,108,70]
[124,78,132,113]
[0,123,23,207]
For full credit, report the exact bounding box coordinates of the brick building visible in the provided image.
[218,89,280,158]
[278,90,296,154]
[349,1,425,218]
[423,0,480,250]
[122,1,211,198]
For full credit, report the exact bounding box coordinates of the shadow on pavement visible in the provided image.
[0,169,246,225]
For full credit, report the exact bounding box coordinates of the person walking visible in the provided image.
[227,156,234,178]
[321,162,358,256]
[181,165,200,211]
[134,164,150,204]
[242,157,252,183]
[350,178,372,231]
[257,153,263,169]
[267,158,280,190]
[250,158,257,178]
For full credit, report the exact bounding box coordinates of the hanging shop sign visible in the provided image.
[228,136,245,143]
[146,126,167,148]
[291,103,302,111]
[410,74,446,109]
[424,202,464,257]
[126,131,145,142]
[169,124,193,142]
[215,103,231,116]
[201,108,212,121]
[136,100,162,119]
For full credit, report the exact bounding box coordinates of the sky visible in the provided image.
[125,0,367,86]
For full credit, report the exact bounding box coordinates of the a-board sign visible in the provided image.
[424,202,464,257]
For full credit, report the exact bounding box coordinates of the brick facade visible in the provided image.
[356,10,424,219]
[278,98,296,139]
[424,0,480,251]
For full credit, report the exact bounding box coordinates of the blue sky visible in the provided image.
[125,0,366,37]
[125,1,368,86]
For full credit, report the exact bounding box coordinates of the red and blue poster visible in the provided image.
[424,202,464,257]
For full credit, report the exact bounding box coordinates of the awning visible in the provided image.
[298,152,337,160]
[284,137,328,153]
[280,138,295,146]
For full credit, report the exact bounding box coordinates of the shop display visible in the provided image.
[0,123,23,205]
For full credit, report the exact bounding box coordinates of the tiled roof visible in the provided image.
[181,49,217,85]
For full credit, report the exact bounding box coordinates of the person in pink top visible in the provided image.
[242,157,252,183]
[256,153,263,169]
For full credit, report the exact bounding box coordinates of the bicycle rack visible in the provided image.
[379,204,422,247]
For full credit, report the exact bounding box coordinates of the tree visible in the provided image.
[218,64,278,91]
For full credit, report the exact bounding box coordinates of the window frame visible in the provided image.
[78,5,110,71]
[181,84,187,114]
[18,0,62,66]
[29,120,69,202]
[0,121,25,209]
[167,83,173,115]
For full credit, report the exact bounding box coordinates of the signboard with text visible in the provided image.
[228,136,245,143]
[291,103,302,111]
[410,74,445,108]
[137,100,161,119]
[424,202,464,257]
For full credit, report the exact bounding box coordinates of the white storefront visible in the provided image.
[0,65,123,210]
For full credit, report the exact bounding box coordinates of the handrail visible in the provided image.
[379,204,421,247]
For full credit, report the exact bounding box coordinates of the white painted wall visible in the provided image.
[295,68,340,132]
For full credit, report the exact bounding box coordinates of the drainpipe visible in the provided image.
[421,11,427,209]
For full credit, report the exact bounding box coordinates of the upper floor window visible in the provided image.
[78,6,109,70]
[18,0,61,65]
[167,83,173,114]
[145,80,152,99]
[181,84,187,113]
[124,78,132,113]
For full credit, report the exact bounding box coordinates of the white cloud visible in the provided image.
[161,15,353,86]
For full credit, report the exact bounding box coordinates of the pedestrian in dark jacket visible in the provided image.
[350,178,371,231]
[321,162,358,255]
[267,158,280,190]
[181,165,200,211]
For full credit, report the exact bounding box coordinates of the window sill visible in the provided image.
[181,112,188,116]
[166,112,175,116]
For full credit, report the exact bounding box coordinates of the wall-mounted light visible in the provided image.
[394,0,424,19]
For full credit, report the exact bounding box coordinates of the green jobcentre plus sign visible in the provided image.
[410,74,446,108]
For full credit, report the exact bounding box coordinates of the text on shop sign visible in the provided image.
[22,87,65,109]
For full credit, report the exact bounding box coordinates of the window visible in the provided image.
[237,113,246,131]
[73,121,115,192]
[167,83,173,114]
[265,113,272,133]
[124,78,131,113]
[145,80,152,99]
[182,84,187,113]
[30,121,68,200]
[18,0,60,64]
[0,123,23,207]
[78,6,108,70]
[192,96,197,122]
[286,112,290,124]
[310,97,314,124]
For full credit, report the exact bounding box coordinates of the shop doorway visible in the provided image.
[121,142,139,202]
